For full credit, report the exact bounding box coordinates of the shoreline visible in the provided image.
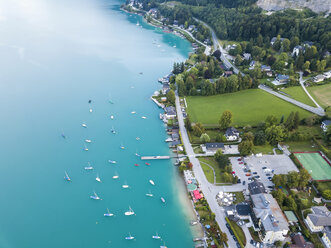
[120,5,205,240]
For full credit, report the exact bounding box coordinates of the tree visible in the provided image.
[166,89,175,104]
[298,169,310,189]
[220,231,228,244]
[243,132,254,142]
[285,112,295,131]
[294,111,300,129]
[254,130,266,145]
[274,241,282,248]
[193,125,202,137]
[235,55,243,66]
[265,115,278,127]
[265,125,285,145]
[322,189,331,200]
[185,115,192,131]
[303,61,310,71]
[200,133,210,143]
[238,140,253,156]
[282,39,290,52]
[272,189,286,205]
[195,122,205,133]
[219,110,233,130]
[214,149,230,168]
[272,174,286,188]
[284,196,297,211]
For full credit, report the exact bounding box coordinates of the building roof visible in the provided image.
[165,106,176,116]
[251,193,289,232]
[261,65,271,71]
[276,74,290,80]
[205,143,224,149]
[248,181,266,195]
[225,127,239,137]
[171,140,181,146]
[285,211,298,223]
[249,60,256,67]
[308,206,331,227]
[289,233,314,248]
[322,120,331,126]
[236,204,252,216]
[171,133,179,140]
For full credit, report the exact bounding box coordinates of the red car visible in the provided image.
[239,162,244,164]
[245,173,251,176]
[232,171,235,174]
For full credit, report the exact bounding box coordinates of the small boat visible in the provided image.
[146,190,153,197]
[152,233,161,239]
[136,21,139,26]
[85,139,92,143]
[145,163,150,166]
[104,208,114,217]
[112,172,119,179]
[96,174,101,182]
[190,221,198,226]
[61,130,66,139]
[161,197,166,203]
[108,160,117,164]
[134,164,139,167]
[111,126,116,134]
[136,137,140,140]
[135,150,140,157]
[110,115,114,120]
[160,246,167,248]
[82,123,87,128]
[131,111,136,114]
[88,100,92,103]
[90,191,100,200]
[125,233,134,240]
[122,184,129,188]
[149,180,155,186]
[83,144,88,151]
[89,108,93,113]
[120,144,125,149]
[64,171,71,181]
[141,116,147,119]
[124,206,135,216]
[84,162,94,170]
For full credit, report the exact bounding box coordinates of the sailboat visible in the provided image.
[89,108,93,113]
[90,191,100,200]
[141,116,147,119]
[136,21,139,26]
[111,126,116,134]
[152,233,161,239]
[125,233,134,240]
[135,150,140,157]
[149,180,155,186]
[120,143,125,149]
[83,144,88,151]
[81,123,87,128]
[112,172,119,179]
[108,160,117,164]
[122,183,129,188]
[104,208,114,217]
[131,111,136,114]
[84,162,94,170]
[64,171,71,181]
[108,94,114,104]
[146,190,153,197]
[124,206,135,216]
[85,139,92,143]
[110,115,114,120]
[96,174,101,182]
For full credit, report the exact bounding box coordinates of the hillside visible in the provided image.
[257,0,331,14]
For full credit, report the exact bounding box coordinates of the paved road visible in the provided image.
[175,92,253,247]
[194,18,242,75]
[259,84,325,116]
[298,71,322,109]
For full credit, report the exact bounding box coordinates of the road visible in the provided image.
[194,18,242,75]
[298,71,322,109]
[258,84,325,116]
[175,92,253,247]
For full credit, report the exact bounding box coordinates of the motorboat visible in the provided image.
[161,197,166,203]
[122,184,129,188]
[84,162,93,170]
[89,108,92,113]
[85,139,92,143]
[96,174,101,182]
[83,144,88,151]
[112,172,119,179]
[82,123,87,128]
[141,116,147,119]
[110,115,114,120]
[125,233,134,240]
[152,233,161,239]
[149,180,155,186]
[108,160,117,164]
[131,111,136,114]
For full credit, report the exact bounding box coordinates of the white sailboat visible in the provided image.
[152,233,161,239]
[64,171,71,181]
[125,233,134,240]
[112,172,119,179]
[82,123,87,128]
[161,197,166,203]
[131,111,136,114]
[136,137,140,140]
[89,108,93,113]
[96,174,101,182]
[135,150,140,157]
[124,206,135,216]
[120,143,125,149]
[146,190,153,197]
[104,208,114,217]
[122,184,129,188]
[141,116,147,119]
[83,144,88,151]
[110,115,114,120]
[90,191,100,200]
[85,139,92,143]
[84,162,94,170]
[149,180,155,186]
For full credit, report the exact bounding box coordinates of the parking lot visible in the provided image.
[230,154,299,191]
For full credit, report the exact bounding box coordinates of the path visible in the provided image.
[175,92,253,247]
[199,161,216,184]
[259,84,325,116]
[298,71,322,109]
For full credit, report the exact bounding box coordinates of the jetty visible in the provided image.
[141,156,171,160]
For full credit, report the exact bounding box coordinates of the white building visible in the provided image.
[321,120,331,132]
[313,74,326,83]
[251,193,289,244]
[322,227,331,248]
[225,127,239,141]
[305,206,331,233]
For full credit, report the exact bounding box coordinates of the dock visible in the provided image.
[141,156,171,160]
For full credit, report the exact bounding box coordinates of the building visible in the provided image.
[243,53,251,60]
[225,127,239,141]
[323,70,331,79]
[261,65,271,72]
[224,71,233,77]
[305,206,331,233]
[236,203,252,220]
[164,106,176,119]
[322,227,331,248]
[249,60,256,70]
[289,233,314,248]
[271,37,285,45]
[202,143,224,152]
[321,120,331,132]
[251,193,289,244]
[276,74,290,84]
[292,45,304,57]
[313,74,325,83]
[248,181,266,195]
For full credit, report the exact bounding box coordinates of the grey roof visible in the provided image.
[248,181,266,195]
[165,106,176,116]
[251,193,289,232]
[205,143,224,149]
[261,65,271,71]
[225,127,239,137]
[171,133,179,140]
[171,140,181,146]
[276,74,290,80]
[322,120,331,126]
[307,206,331,227]
[236,204,252,216]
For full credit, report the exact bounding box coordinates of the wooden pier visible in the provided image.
[141,156,171,160]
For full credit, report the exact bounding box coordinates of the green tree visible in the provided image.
[254,130,266,145]
[322,189,331,200]
[219,110,233,130]
[282,39,290,52]
[274,241,282,248]
[285,112,295,131]
[214,149,230,169]
[272,189,286,205]
[243,132,254,142]
[303,61,310,71]
[266,125,285,145]
[195,122,205,133]
[220,231,228,244]
[294,111,300,129]
[185,115,192,131]
[272,174,287,188]
[284,196,297,211]
[238,140,253,156]
[265,115,278,128]
[200,133,210,143]
[193,125,202,137]
[166,89,175,104]
[298,168,310,189]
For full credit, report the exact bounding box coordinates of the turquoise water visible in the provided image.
[0,0,194,247]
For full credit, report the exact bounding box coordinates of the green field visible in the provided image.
[186,89,312,126]
[307,84,331,108]
[294,152,331,181]
[280,86,315,107]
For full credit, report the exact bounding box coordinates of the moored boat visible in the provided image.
[90,191,100,200]
[124,206,135,216]
[104,208,114,217]
[64,171,71,181]
[149,180,155,186]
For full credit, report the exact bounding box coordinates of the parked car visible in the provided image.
[262,167,267,169]
[237,179,241,183]
[266,173,271,176]
[232,171,236,174]
[242,181,246,185]
[236,243,241,248]
[267,186,274,189]
[253,172,258,175]
[254,175,260,179]
[239,162,244,164]
[237,158,241,161]
[268,177,272,180]
[245,173,251,176]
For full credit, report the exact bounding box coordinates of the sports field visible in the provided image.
[186,89,312,126]
[294,152,331,181]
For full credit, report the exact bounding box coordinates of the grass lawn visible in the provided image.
[200,162,214,183]
[280,86,315,107]
[231,192,245,204]
[186,89,312,127]
[316,181,331,192]
[199,157,232,184]
[189,129,221,144]
[253,144,275,154]
[228,219,246,247]
[307,84,331,108]
[286,141,319,152]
